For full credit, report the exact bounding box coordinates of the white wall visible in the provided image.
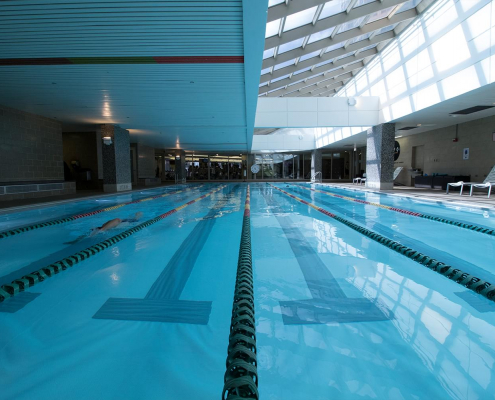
[251,127,315,152]
[394,115,495,185]
[255,97,380,128]
[337,0,495,123]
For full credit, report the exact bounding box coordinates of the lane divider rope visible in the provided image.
[270,184,495,302]
[0,185,225,303]
[294,183,495,237]
[222,185,259,400]
[0,184,204,240]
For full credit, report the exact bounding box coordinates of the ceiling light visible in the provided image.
[417,124,421,126]
[396,135,403,138]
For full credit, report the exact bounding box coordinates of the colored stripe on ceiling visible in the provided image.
[0,56,244,66]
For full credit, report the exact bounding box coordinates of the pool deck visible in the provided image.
[317,183,495,209]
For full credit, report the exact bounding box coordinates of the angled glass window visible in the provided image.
[288,77,307,86]
[348,32,372,45]
[353,0,377,8]
[334,53,354,62]
[319,0,350,20]
[325,41,345,53]
[299,50,321,62]
[359,43,378,52]
[398,0,422,13]
[278,37,304,54]
[367,6,394,24]
[261,67,272,76]
[375,24,397,35]
[314,59,334,69]
[284,6,317,32]
[268,88,282,94]
[263,48,275,59]
[293,66,312,75]
[268,0,285,6]
[338,17,365,34]
[259,81,269,87]
[274,58,296,71]
[265,19,281,38]
[308,27,336,44]
[271,74,291,83]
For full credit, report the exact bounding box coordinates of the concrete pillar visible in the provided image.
[100,124,132,193]
[175,150,186,181]
[311,149,322,178]
[365,123,395,190]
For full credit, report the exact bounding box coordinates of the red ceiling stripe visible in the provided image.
[0,56,244,66]
[153,56,244,64]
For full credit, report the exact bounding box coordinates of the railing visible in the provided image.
[311,171,322,183]
[175,174,186,184]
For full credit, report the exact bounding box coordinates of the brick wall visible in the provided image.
[395,115,495,186]
[0,104,63,183]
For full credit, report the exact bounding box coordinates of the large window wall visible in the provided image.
[249,153,309,180]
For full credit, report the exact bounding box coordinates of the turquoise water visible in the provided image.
[1,183,495,399]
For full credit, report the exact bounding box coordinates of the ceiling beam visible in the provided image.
[267,0,329,23]
[265,0,410,50]
[285,72,354,97]
[261,29,394,71]
[260,46,377,89]
[264,63,363,96]
[309,82,345,97]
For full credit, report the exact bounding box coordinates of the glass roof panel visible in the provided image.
[308,27,335,44]
[268,0,285,6]
[353,0,377,8]
[274,58,296,71]
[376,24,397,35]
[334,53,354,62]
[314,59,334,69]
[319,0,351,20]
[293,66,312,75]
[271,74,291,83]
[367,6,395,24]
[261,67,271,76]
[284,6,318,32]
[348,32,372,45]
[360,43,378,52]
[299,50,321,62]
[338,17,365,34]
[325,42,345,53]
[259,81,269,87]
[263,48,275,59]
[265,19,281,38]
[398,0,422,13]
[278,38,304,54]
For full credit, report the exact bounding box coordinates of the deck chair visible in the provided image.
[353,173,366,184]
[469,166,495,198]
[447,165,495,196]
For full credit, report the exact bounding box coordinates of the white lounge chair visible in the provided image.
[469,166,495,198]
[447,165,495,197]
[358,168,401,186]
[353,173,366,184]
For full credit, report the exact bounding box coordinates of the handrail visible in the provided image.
[311,171,322,183]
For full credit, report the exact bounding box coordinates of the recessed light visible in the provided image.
[417,124,421,126]
[396,135,403,138]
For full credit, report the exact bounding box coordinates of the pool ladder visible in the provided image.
[311,171,322,183]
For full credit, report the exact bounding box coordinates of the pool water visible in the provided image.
[1,183,495,399]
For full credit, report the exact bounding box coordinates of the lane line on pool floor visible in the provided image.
[222,185,259,400]
[293,183,495,237]
[269,184,495,303]
[0,185,226,307]
[93,184,241,324]
[0,184,205,240]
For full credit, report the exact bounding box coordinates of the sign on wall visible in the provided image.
[463,148,469,160]
[394,141,401,161]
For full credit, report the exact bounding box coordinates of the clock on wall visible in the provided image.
[251,164,260,174]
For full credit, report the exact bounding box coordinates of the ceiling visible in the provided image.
[0,0,267,151]
[320,81,495,149]
[258,0,435,98]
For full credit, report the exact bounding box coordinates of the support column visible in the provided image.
[365,123,395,190]
[311,149,322,178]
[175,150,186,181]
[101,124,132,193]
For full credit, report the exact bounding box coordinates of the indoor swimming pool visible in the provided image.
[1,183,495,400]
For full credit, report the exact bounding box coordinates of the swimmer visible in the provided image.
[64,212,143,244]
